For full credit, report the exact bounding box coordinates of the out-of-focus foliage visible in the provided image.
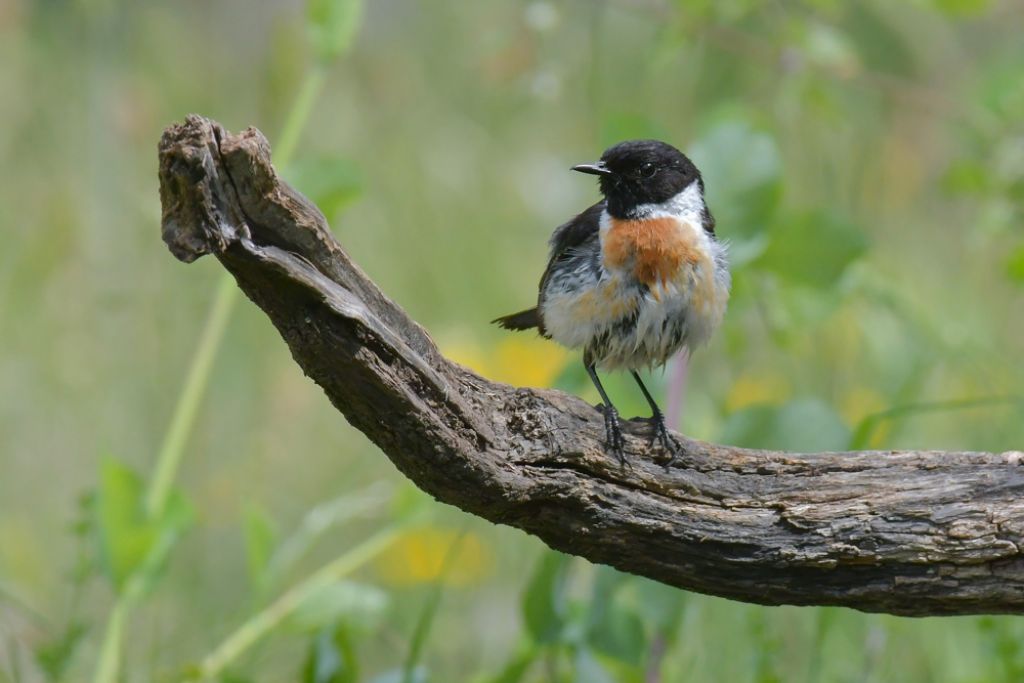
[1,0,1023,681]
[89,457,193,594]
[307,0,364,64]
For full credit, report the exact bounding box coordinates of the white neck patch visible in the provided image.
[629,181,704,222]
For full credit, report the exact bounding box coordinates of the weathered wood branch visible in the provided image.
[158,115,1024,616]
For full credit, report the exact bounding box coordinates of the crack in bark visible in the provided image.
[157,115,1024,616]
[521,457,711,506]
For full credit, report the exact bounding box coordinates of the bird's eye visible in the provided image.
[638,163,657,179]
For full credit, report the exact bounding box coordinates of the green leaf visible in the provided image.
[585,568,646,667]
[244,504,278,596]
[484,643,539,683]
[91,458,193,594]
[977,59,1024,121]
[35,621,88,681]
[755,209,868,288]
[307,0,364,64]
[389,482,434,524]
[1006,245,1024,285]
[845,3,916,77]
[522,551,571,644]
[942,160,991,195]
[932,0,991,16]
[688,120,782,242]
[219,674,257,683]
[135,490,194,598]
[283,157,362,220]
[720,399,850,452]
[588,605,646,666]
[93,458,156,589]
[302,623,359,683]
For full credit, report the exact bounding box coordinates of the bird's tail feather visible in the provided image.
[492,308,540,331]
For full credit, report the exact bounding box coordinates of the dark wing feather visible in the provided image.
[539,201,604,292]
[546,201,605,262]
[492,201,604,337]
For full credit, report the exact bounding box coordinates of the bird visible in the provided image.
[493,139,730,465]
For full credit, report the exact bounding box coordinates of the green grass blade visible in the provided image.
[849,396,1024,450]
[402,527,468,683]
[196,525,405,681]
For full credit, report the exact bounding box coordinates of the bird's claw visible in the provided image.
[649,410,682,469]
[599,404,628,468]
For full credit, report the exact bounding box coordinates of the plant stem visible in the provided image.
[273,64,327,170]
[93,605,122,683]
[197,525,403,681]
[93,594,130,683]
[145,275,235,517]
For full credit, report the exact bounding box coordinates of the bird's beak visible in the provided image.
[571,161,613,176]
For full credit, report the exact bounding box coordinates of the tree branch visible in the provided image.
[158,115,1024,616]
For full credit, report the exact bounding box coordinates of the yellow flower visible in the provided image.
[375,527,493,586]
[490,336,569,387]
[442,334,569,388]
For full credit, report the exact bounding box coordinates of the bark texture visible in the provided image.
[158,115,1024,616]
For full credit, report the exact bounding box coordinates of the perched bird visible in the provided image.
[493,140,730,465]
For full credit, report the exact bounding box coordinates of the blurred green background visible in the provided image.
[2,0,1024,681]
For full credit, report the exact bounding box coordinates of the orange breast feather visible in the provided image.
[604,217,700,287]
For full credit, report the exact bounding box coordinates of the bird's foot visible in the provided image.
[598,404,628,468]
[649,410,682,469]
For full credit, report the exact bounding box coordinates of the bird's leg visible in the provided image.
[585,361,626,466]
[631,370,682,466]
